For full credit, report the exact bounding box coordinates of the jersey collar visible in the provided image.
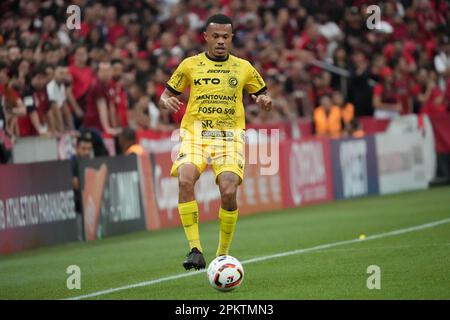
[204,51,229,62]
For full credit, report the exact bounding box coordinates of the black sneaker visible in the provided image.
[183,247,206,270]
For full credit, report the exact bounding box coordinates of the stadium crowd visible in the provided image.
[0,0,449,161]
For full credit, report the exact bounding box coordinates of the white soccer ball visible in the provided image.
[207,255,244,292]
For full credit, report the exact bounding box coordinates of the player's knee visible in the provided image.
[221,185,237,199]
[218,173,240,209]
[220,185,237,209]
[179,178,195,196]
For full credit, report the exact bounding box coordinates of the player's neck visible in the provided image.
[205,51,229,62]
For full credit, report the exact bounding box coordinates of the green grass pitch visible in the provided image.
[1,186,449,300]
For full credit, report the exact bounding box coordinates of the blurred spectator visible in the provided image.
[296,17,327,67]
[118,127,145,155]
[71,131,93,210]
[420,78,449,115]
[19,66,53,136]
[308,71,333,108]
[372,67,402,119]
[332,91,364,138]
[313,94,341,139]
[284,60,313,118]
[420,90,448,115]
[393,57,415,115]
[71,131,94,241]
[331,46,348,91]
[434,36,450,89]
[411,68,438,113]
[68,46,91,127]
[0,62,26,138]
[247,75,296,124]
[83,61,122,136]
[110,59,128,128]
[47,63,73,132]
[347,51,373,117]
[0,0,447,149]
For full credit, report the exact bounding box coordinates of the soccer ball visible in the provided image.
[207,255,244,292]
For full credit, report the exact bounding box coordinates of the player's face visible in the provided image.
[204,23,233,58]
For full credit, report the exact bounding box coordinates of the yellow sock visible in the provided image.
[216,207,238,257]
[178,200,202,252]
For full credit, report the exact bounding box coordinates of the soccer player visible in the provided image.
[159,14,272,270]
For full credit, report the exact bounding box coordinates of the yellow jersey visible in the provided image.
[166,52,267,138]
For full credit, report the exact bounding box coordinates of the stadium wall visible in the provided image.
[0,160,78,254]
[279,138,334,207]
[79,155,146,240]
[0,115,440,254]
[330,136,380,199]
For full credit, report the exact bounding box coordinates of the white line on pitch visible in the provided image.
[64,217,450,300]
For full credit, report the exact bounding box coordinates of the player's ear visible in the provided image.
[203,31,208,41]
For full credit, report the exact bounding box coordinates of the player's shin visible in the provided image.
[216,207,238,257]
[178,200,203,252]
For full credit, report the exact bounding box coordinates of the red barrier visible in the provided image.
[238,143,284,216]
[297,120,313,138]
[428,113,450,153]
[137,129,175,153]
[137,129,173,141]
[279,138,334,208]
[358,116,390,134]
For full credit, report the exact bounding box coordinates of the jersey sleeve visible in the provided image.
[244,62,267,96]
[166,60,190,95]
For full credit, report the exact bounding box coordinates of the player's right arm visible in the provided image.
[159,89,183,113]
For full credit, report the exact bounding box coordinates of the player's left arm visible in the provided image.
[245,63,272,112]
[251,91,272,112]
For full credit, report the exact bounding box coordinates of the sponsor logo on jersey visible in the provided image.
[216,120,236,128]
[193,78,220,85]
[201,130,234,138]
[228,77,238,88]
[202,120,214,129]
[207,69,231,73]
[172,72,185,89]
[252,70,264,87]
[196,94,236,102]
[197,106,236,114]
